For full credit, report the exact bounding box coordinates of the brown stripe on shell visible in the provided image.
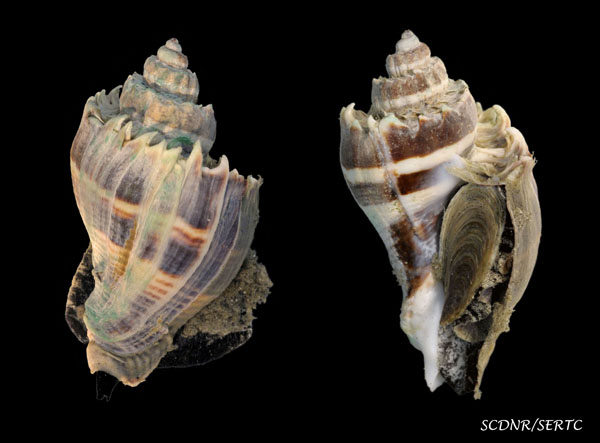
[405,269,433,298]
[340,117,382,169]
[396,164,445,195]
[109,218,137,282]
[386,214,440,297]
[146,284,168,296]
[143,289,162,301]
[374,58,446,98]
[387,217,424,270]
[172,224,207,248]
[155,277,174,288]
[347,181,397,206]
[112,201,138,220]
[383,95,477,162]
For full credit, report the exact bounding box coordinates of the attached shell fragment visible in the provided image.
[339,30,541,397]
[67,39,271,388]
[438,184,506,326]
[438,104,541,397]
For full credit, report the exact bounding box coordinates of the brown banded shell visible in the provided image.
[67,39,270,388]
[339,30,541,398]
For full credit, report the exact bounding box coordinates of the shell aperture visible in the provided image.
[339,30,541,398]
[67,39,269,388]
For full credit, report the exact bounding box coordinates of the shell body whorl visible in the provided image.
[69,39,264,387]
[340,31,541,397]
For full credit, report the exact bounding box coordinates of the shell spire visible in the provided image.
[372,30,450,113]
[144,38,198,101]
[160,38,188,67]
[119,38,215,155]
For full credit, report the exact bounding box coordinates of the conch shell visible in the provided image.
[339,30,541,398]
[67,39,269,387]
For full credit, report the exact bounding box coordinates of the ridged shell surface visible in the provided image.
[70,39,262,386]
[340,30,541,397]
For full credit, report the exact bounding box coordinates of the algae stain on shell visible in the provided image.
[66,38,272,391]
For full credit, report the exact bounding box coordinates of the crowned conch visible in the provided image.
[339,30,541,398]
[66,39,271,388]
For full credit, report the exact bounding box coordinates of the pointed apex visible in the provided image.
[401,29,416,39]
[396,30,421,53]
[157,38,188,69]
[165,38,182,52]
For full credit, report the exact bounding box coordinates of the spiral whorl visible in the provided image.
[386,30,431,77]
[118,37,216,155]
[143,38,199,103]
[157,38,188,69]
[371,30,449,113]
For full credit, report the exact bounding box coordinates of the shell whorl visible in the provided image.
[158,38,188,69]
[372,30,450,114]
[143,38,199,102]
[119,38,215,155]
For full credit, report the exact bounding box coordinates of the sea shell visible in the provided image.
[339,30,541,398]
[67,38,268,387]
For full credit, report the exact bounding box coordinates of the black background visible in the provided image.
[20,6,593,439]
